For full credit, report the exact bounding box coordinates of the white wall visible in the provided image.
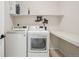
[4,1,13,33]
[60,2,79,34]
[0,2,5,34]
[12,16,62,28]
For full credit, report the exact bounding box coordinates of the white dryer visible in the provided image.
[28,26,49,57]
[5,26,28,57]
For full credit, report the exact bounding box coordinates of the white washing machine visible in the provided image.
[5,26,28,57]
[28,26,49,57]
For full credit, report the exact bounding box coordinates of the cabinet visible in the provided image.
[9,1,63,16]
[9,1,28,15]
[9,1,16,14]
[28,1,63,15]
[5,32,27,57]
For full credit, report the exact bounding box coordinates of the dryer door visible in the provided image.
[31,38,46,50]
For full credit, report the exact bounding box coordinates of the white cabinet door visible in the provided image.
[57,2,64,15]
[28,1,61,15]
[19,2,28,15]
[0,1,5,57]
[9,1,16,14]
[5,33,26,57]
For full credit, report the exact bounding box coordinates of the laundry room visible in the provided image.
[0,1,79,57]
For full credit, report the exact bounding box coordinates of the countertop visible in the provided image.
[48,27,79,47]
